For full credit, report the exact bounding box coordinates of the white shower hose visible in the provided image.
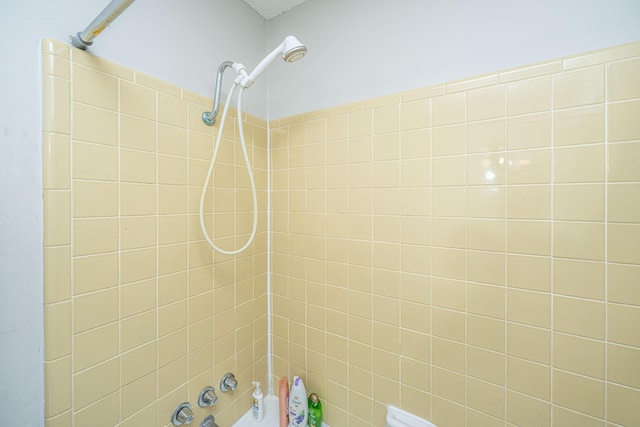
[199,82,258,255]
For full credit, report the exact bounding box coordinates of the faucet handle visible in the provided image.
[219,372,238,392]
[198,386,218,407]
[171,402,194,425]
[200,415,219,427]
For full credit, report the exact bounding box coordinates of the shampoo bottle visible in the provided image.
[308,393,322,427]
[252,381,265,422]
[288,376,308,427]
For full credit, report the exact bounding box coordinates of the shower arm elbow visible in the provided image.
[202,61,235,126]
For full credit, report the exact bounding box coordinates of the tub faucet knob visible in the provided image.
[200,415,219,427]
[171,402,194,425]
[198,386,218,407]
[220,372,238,392]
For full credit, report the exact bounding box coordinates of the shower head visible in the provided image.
[240,35,306,88]
[282,36,307,62]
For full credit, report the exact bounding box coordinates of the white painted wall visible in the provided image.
[266,0,640,119]
[0,1,267,425]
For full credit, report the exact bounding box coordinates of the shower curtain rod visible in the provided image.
[71,0,136,50]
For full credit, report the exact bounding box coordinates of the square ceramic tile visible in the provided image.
[467,85,505,121]
[608,263,640,307]
[401,99,430,131]
[506,356,551,400]
[72,141,118,181]
[43,246,71,303]
[553,296,605,340]
[467,314,505,352]
[468,119,505,153]
[552,369,604,419]
[158,93,186,128]
[608,141,640,182]
[44,357,71,417]
[43,133,70,190]
[72,253,118,295]
[553,66,605,109]
[553,184,605,221]
[120,80,155,120]
[553,259,605,300]
[373,104,399,134]
[506,113,551,150]
[506,77,551,116]
[607,383,640,427]
[553,105,605,146]
[506,390,551,427]
[553,332,605,380]
[608,57,640,101]
[43,191,71,246]
[432,93,465,126]
[506,288,550,328]
[432,124,465,156]
[44,302,71,361]
[73,288,118,333]
[72,64,118,110]
[467,250,505,285]
[554,144,605,183]
[73,323,118,371]
[73,359,120,410]
[609,99,640,142]
[506,254,551,292]
[506,323,550,364]
[608,183,640,223]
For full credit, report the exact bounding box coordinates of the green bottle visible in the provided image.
[308,393,322,427]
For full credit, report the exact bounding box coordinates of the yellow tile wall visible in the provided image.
[270,41,640,427]
[42,39,268,426]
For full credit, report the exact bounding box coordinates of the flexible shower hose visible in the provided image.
[199,82,258,255]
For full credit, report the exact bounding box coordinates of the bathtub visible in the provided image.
[232,395,329,427]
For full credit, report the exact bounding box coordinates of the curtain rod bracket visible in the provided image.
[70,32,93,50]
[70,0,136,50]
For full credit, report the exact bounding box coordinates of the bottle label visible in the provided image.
[309,413,318,426]
[290,408,306,425]
[252,397,259,418]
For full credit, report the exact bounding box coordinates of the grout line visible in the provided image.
[398,101,404,410]
[463,91,469,427]
[154,82,161,409]
[428,96,434,421]
[549,66,556,426]
[69,54,76,427]
[117,74,125,424]
[603,61,610,424]
[503,81,509,426]
[369,105,384,416]
[322,117,330,398]
[266,115,273,395]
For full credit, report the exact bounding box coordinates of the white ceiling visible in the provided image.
[242,0,309,20]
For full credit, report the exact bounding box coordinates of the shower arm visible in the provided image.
[202,61,238,126]
[71,0,136,50]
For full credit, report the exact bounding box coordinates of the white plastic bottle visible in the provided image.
[252,381,265,422]
[288,376,308,427]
